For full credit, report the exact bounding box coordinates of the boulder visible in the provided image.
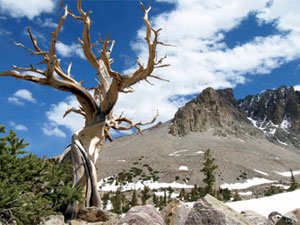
[241,210,272,225]
[268,212,282,224]
[184,194,255,225]
[39,215,66,225]
[275,211,298,225]
[290,209,300,225]
[79,207,112,222]
[161,199,191,225]
[116,205,165,225]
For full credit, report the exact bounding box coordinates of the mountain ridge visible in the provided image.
[96,85,300,187]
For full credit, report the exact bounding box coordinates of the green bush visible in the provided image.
[0,126,82,224]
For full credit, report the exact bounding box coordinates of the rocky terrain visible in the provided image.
[96,86,300,188]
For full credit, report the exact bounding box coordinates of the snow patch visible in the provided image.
[169,150,188,156]
[238,191,252,196]
[227,189,300,217]
[178,166,189,171]
[254,169,269,176]
[220,178,275,190]
[117,159,126,162]
[98,178,194,192]
[195,151,204,154]
[275,170,300,177]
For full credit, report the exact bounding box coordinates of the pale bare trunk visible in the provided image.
[60,123,105,218]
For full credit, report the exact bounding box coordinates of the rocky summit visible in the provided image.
[97,86,300,187]
[238,86,300,149]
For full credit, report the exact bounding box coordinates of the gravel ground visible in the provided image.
[96,121,300,186]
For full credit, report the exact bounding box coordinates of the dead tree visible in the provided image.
[0,0,169,217]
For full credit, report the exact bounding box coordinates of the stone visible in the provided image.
[169,87,257,137]
[275,211,298,225]
[241,210,272,225]
[161,199,191,225]
[268,212,283,224]
[184,194,255,225]
[79,207,111,222]
[39,215,66,225]
[290,209,300,225]
[116,205,165,225]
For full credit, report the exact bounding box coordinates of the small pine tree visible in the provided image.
[0,126,82,224]
[141,185,151,205]
[288,169,299,191]
[130,189,138,207]
[200,149,218,196]
[111,188,122,214]
[233,191,241,201]
[102,193,110,210]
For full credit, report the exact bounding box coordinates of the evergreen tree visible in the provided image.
[0,126,82,224]
[200,149,218,196]
[141,185,151,205]
[111,188,122,214]
[102,193,110,210]
[288,169,299,191]
[130,189,138,207]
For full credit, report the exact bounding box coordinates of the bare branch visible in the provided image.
[63,107,85,118]
[110,110,159,135]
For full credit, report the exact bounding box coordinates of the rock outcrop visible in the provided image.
[116,205,165,225]
[184,195,255,225]
[161,199,191,225]
[169,87,259,137]
[238,86,300,148]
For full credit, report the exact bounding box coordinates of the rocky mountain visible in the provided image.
[238,86,300,148]
[97,86,300,187]
[169,88,260,138]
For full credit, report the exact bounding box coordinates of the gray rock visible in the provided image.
[241,210,272,225]
[184,194,255,225]
[161,199,191,225]
[269,212,283,224]
[116,205,165,225]
[275,212,298,225]
[79,207,113,222]
[39,215,66,225]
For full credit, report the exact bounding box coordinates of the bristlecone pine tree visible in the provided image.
[0,0,169,217]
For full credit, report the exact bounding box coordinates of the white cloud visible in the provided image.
[8,89,36,106]
[37,18,58,28]
[56,42,85,59]
[42,123,66,138]
[45,96,85,133]
[9,121,28,131]
[0,0,57,20]
[113,0,300,124]
[0,28,11,35]
[294,85,300,91]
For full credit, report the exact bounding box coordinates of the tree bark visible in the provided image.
[60,124,104,219]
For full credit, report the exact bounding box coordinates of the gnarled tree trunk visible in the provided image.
[0,0,169,219]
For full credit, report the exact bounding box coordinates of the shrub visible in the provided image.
[0,126,82,224]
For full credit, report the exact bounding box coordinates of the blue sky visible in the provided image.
[0,0,300,157]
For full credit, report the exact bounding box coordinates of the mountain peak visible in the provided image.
[169,87,252,137]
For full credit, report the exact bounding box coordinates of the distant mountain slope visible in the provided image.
[238,86,300,148]
[97,86,300,186]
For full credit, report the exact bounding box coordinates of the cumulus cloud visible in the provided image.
[56,42,85,59]
[36,18,58,28]
[8,89,36,106]
[9,121,28,132]
[294,85,300,91]
[42,123,66,138]
[43,0,300,134]
[45,96,85,134]
[0,0,57,19]
[112,0,300,124]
